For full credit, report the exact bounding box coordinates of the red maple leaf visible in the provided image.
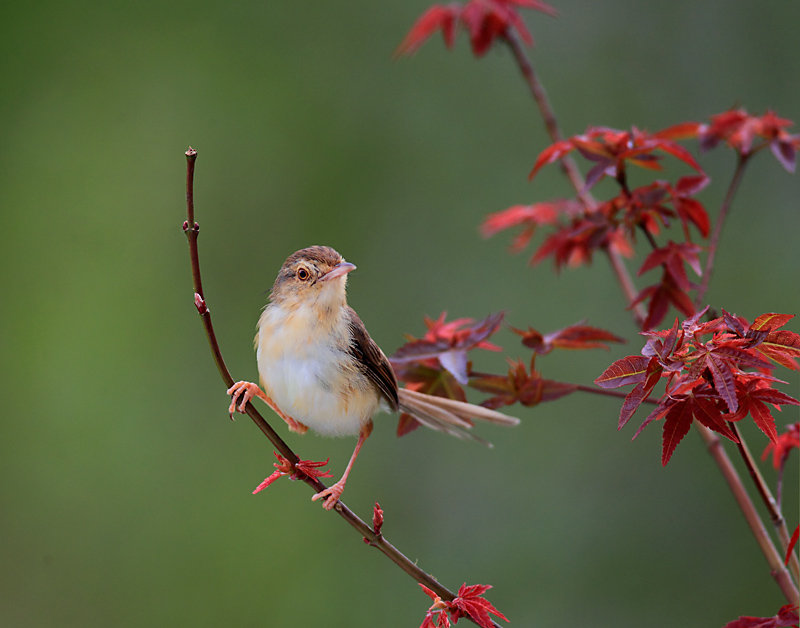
[471,357,577,408]
[761,422,800,470]
[531,216,632,270]
[512,322,625,354]
[722,604,799,628]
[631,268,696,331]
[397,0,557,58]
[530,126,704,187]
[749,313,800,370]
[638,241,703,292]
[418,582,509,628]
[480,200,573,253]
[727,376,800,442]
[391,312,504,385]
[703,109,799,171]
[597,311,800,464]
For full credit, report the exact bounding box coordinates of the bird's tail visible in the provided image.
[396,387,519,448]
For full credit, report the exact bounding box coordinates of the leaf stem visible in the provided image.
[182,149,495,626]
[694,422,798,603]
[693,154,751,308]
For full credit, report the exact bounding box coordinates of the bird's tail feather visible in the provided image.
[397,388,519,448]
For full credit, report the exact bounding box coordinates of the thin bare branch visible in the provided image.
[182,148,498,627]
[695,422,798,604]
[694,154,751,308]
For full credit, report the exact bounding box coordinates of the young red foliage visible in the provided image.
[722,604,799,628]
[391,312,504,436]
[529,126,704,185]
[396,0,557,58]
[761,422,800,471]
[470,357,577,409]
[661,108,800,172]
[511,322,625,354]
[596,311,800,465]
[252,452,333,494]
[392,312,504,385]
[630,268,696,331]
[419,582,509,628]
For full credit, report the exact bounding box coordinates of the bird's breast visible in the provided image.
[255,304,380,436]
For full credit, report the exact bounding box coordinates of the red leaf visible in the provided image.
[751,313,795,332]
[618,357,662,429]
[756,330,800,370]
[761,422,800,471]
[529,139,575,179]
[453,583,509,628]
[661,398,694,465]
[706,353,738,413]
[515,322,625,354]
[480,202,562,238]
[595,355,650,389]
[723,604,799,628]
[395,5,459,57]
[372,502,384,536]
[653,121,702,140]
[749,399,779,442]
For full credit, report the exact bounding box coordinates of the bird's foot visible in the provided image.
[311,479,346,510]
[226,381,308,434]
[227,381,260,419]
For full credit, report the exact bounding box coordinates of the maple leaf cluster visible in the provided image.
[419,583,508,628]
[483,111,799,331]
[392,313,624,430]
[391,312,504,436]
[396,0,556,58]
[660,109,800,171]
[596,310,800,465]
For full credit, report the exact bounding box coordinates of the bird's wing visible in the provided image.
[345,306,400,411]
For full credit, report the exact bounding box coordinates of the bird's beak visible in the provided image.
[320,261,356,282]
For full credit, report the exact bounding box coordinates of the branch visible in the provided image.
[182,148,499,627]
[502,31,646,327]
[693,153,751,308]
[694,422,799,604]
[728,422,800,585]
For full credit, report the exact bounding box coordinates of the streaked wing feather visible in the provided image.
[346,307,399,411]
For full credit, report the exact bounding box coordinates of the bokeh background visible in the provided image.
[2,0,798,626]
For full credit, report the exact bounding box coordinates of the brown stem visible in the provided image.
[502,31,646,326]
[694,154,751,308]
[503,31,588,205]
[182,149,498,627]
[694,423,798,603]
[728,422,800,584]
[574,384,657,404]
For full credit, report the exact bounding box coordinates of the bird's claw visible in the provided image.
[227,381,259,419]
[312,480,345,510]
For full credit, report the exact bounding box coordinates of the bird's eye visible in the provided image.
[296,267,310,281]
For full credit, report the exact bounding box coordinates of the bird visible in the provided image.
[227,246,519,510]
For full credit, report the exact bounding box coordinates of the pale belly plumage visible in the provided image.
[256,304,381,437]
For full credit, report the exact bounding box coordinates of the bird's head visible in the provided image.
[270,245,355,310]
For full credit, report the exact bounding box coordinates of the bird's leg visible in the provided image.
[226,381,309,434]
[312,420,373,510]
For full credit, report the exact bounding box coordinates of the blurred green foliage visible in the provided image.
[1,1,798,626]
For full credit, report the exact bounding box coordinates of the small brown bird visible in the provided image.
[228,246,518,509]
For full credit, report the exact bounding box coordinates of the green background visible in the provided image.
[2,1,798,626]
